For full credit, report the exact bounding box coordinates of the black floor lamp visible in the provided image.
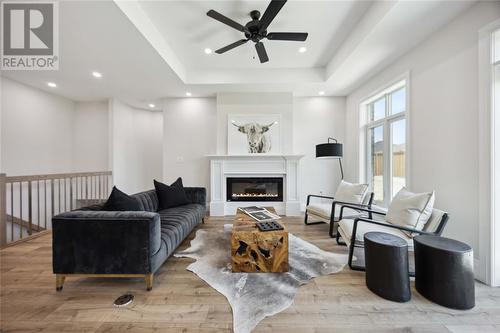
[316,137,344,179]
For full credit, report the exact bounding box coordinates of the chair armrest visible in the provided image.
[306,194,334,205]
[332,200,372,208]
[184,187,206,206]
[331,201,372,221]
[339,204,386,220]
[352,217,435,237]
[52,211,161,275]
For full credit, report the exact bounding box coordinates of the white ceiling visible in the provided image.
[0,0,476,109]
[138,0,372,69]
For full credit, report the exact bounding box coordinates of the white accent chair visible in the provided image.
[336,204,449,273]
[304,191,374,238]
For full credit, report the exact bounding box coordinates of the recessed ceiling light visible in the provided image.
[299,47,307,53]
[92,71,102,78]
[186,92,192,97]
[204,48,212,54]
[47,82,57,88]
[148,103,155,108]
[318,91,325,96]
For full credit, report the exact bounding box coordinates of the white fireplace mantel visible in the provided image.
[207,154,304,216]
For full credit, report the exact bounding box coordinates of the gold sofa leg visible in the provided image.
[145,273,154,291]
[56,274,66,291]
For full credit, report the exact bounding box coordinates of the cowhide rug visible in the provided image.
[174,225,347,333]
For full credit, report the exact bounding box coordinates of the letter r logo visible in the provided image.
[2,2,54,56]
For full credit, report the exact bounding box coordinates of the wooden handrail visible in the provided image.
[5,171,112,183]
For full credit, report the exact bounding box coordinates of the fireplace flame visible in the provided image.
[232,193,279,198]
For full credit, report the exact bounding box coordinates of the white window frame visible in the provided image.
[478,19,500,286]
[363,80,408,206]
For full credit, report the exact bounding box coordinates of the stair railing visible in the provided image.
[0,171,112,247]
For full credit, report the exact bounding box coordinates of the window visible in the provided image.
[363,81,407,206]
[369,125,384,202]
[371,98,386,121]
[494,29,500,121]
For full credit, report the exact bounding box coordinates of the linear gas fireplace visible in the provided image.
[227,177,283,202]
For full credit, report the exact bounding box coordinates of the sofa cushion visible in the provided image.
[334,180,368,204]
[338,218,413,249]
[158,204,205,257]
[386,187,435,236]
[133,190,159,212]
[102,186,141,211]
[154,178,189,210]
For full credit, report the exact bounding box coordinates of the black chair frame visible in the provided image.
[337,204,449,274]
[304,193,374,238]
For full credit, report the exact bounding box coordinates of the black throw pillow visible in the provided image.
[154,178,189,210]
[102,186,141,211]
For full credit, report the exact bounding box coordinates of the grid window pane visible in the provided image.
[494,29,500,64]
[371,98,385,121]
[370,125,384,202]
[364,82,407,206]
[390,88,406,115]
[391,119,406,196]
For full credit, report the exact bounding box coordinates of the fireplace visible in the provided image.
[226,177,284,202]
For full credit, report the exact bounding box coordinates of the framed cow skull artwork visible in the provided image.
[227,114,281,155]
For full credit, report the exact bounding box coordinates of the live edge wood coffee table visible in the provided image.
[231,207,289,273]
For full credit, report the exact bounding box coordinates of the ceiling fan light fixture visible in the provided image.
[207,0,308,64]
[299,47,307,53]
[204,48,212,54]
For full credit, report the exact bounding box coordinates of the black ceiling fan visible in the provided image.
[207,0,308,63]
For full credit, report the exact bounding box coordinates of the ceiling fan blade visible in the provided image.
[267,32,308,41]
[255,42,269,63]
[207,9,246,32]
[259,0,287,33]
[215,39,249,54]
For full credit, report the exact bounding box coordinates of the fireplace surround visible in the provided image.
[207,154,303,216]
[227,177,284,202]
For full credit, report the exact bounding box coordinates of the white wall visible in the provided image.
[110,99,163,193]
[163,98,217,196]
[73,101,109,172]
[1,78,111,175]
[161,94,346,208]
[293,97,346,208]
[216,93,294,154]
[344,2,500,262]
[1,78,75,175]
[1,78,165,196]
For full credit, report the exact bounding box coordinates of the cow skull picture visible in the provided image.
[231,121,277,153]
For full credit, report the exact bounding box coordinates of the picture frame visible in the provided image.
[227,114,281,155]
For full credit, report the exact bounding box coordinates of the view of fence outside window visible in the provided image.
[363,81,407,206]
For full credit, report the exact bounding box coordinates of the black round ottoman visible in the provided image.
[364,232,411,302]
[414,235,475,309]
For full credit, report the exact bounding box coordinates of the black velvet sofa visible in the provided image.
[52,187,206,291]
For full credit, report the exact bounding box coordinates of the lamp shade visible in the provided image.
[316,143,343,159]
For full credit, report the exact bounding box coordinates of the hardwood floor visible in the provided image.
[1,216,500,333]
